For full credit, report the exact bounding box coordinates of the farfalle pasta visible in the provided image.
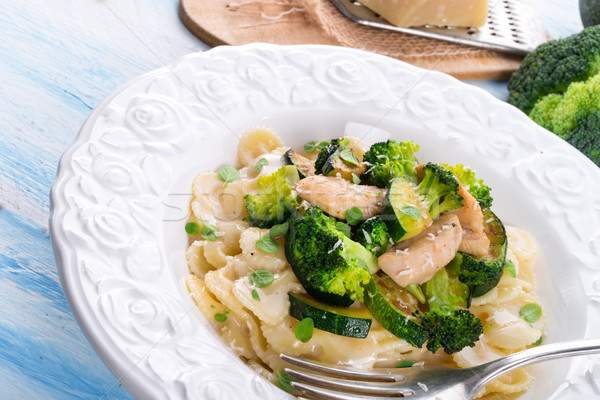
[185,127,545,398]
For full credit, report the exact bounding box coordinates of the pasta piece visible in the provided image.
[185,275,256,360]
[239,227,289,273]
[232,269,303,326]
[237,127,284,167]
[185,241,215,278]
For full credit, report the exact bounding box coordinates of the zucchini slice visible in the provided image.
[363,274,428,348]
[288,292,372,339]
[320,149,367,181]
[382,178,431,243]
[282,149,315,179]
[459,207,508,298]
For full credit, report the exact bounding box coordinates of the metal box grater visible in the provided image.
[329,0,550,55]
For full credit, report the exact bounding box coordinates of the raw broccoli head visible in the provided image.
[244,166,298,228]
[419,267,483,354]
[285,206,374,307]
[566,112,600,165]
[361,140,420,188]
[508,25,600,114]
[443,164,493,208]
[417,163,464,220]
[353,216,390,257]
[528,74,600,166]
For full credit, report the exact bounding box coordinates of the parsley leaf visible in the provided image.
[249,270,274,288]
[504,259,517,278]
[340,149,359,166]
[345,207,363,226]
[214,313,227,322]
[400,206,422,219]
[254,158,268,173]
[277,370,297,392]
[335,221,352,238]
[185,222,200,235]
[295,317,314,343]
[304,141,318,153]
[270,222,289,239]
[519,303,542,323]
[256,235,279,253]
[396,360,415,368]
[251,289,261,301]
[200,223,218,241]
[351,173,361,185]
[217,165,239,184]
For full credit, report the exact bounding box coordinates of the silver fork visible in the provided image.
[281,338,600,399]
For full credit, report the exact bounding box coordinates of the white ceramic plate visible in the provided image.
[50,44,600,400]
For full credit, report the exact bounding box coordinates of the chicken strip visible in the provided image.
[294,175,386,220]
[416,163,490,258]
[378,213,462,287]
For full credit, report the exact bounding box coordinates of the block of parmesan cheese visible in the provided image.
[359,0,488,28]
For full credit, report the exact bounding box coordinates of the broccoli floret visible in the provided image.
[417,163,464,220]
[527,74,600,166]
[442,164,493,208]
[508,25,600,114]
[419,267,483,354]
[244,166,298,228]
[285,206,378,307]
[354,216,390,257]
[362,140,420,188]
[457,253,504,299]
[565,112,600,165]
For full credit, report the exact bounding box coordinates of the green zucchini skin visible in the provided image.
[462,207,508,298]
[362,278,428,348]
[382,178,430,243]
[288,292,372,339]
[282,149,315,179]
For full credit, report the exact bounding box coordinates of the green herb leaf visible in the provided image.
[256,235,279,253]
[224,309,230,314]
[251,289,260,301]
[396,360,415,368]
[351,173,361,185]
[200,223,218,241]
[249,270,274,288]
[504,259,517,278]
[400,206,422,219]
[277,370,297,392]
[335,221,352,238]
[214,313,227,322]
[340,149,359,166]
[345,207,363,226]
[532,336,542,346]
[317,141,329,149]
[295,317,314,343]
[254,158,269,173]
[270,222,289,239]
[185,222,200,235]
[217,165,239,184]
[519,303,542,323]
[304,141,318,153]
[339,137,350,148]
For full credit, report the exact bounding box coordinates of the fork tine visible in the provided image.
[280,354,402,382]
[291,381,409,400]
[285,368,413,397]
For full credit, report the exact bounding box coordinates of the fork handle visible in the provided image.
[472,338,600,392]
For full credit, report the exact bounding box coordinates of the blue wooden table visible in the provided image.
[0,1,583,398]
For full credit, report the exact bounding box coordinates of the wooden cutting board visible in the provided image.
[179,0,524,80]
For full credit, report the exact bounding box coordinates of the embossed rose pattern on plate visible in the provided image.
[50,44,600,399]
